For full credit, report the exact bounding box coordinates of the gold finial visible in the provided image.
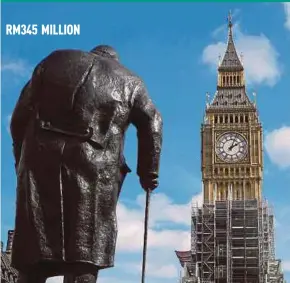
[227,10,234,41]
[228,10,233,28]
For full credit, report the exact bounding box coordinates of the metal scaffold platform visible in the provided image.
[176,199,286,283]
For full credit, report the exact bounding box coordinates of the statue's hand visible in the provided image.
[140,174,159,191]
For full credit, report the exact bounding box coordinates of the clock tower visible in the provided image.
[175,12,286,283]
[201,13,262,203]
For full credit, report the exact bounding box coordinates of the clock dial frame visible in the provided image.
[215,132,248,163]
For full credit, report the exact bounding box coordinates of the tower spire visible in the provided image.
[208,12,255,109]
[227,10,234,45]
[228,10,233,28]
[218,11,243,72]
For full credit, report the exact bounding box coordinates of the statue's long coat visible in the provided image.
[10,50,162,274]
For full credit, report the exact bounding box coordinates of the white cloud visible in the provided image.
[1,59,31,76]
[273,205,290,264]
[146,263,178,278]
[117,192,202,252]
[6,115,12,135]
[122,259,178,279]
[283,260,290,272]
[265,126,290,169]
[46,277,63,283]
[283,3,290,30]
[114,192,202,280]
[202,23,281,87]
[1,58,32,83]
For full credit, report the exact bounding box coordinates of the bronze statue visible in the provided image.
[10,45,163,283]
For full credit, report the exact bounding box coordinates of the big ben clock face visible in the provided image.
[215,132,248,163]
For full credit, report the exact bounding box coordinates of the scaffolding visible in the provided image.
[177,198,286,283]
[266,259,286,283]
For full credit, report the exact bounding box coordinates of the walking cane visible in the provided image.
[141,189,151,283]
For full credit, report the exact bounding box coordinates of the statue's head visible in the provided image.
[90,45,119,61]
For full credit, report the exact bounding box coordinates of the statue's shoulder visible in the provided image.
[111,61,144,87]
[36,49,96,79]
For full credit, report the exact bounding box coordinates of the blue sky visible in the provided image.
[1,2,290,283]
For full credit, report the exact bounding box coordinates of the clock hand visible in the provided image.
[231,134,237,146]
[231,143,238,149]
[229,133,239,151]
[232,140,245,149]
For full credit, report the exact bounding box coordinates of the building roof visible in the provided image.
[175,250,191,267]
[209,88,253,110]
[1,252,18,283]
[1,232,18,283]
[218,11,243,72]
